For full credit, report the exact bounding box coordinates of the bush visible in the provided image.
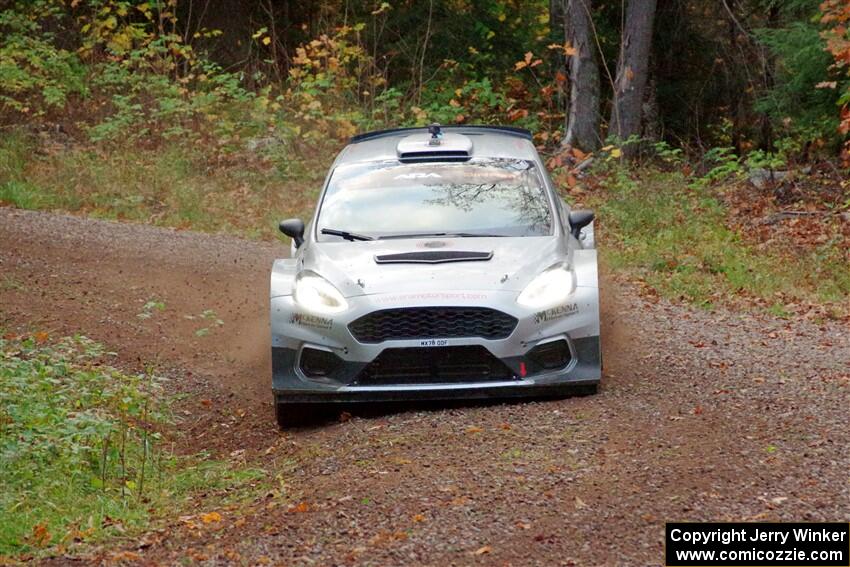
[0,333,261,556]
[0,5,87,118]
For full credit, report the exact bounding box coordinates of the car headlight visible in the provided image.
[516,263,576,309]
[293,271,348,314]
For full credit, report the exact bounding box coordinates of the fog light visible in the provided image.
[527,340,571,373]
[299,347,342,378]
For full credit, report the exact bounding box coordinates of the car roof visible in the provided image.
[335,126,540,167]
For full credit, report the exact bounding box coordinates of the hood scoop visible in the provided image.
[374,250,493,264]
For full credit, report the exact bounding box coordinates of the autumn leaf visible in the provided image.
[30,522,51,547]
[109,551,142,562]
[33,331,49,343]
[474,545,492,555]
[466,426,483,433]
[200,511,222,523]
[507,108,528,122]
[412,514,426,523]
[262,36,271,46]
[289,501,311,513]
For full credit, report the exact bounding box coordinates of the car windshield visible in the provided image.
[316,158,553,241]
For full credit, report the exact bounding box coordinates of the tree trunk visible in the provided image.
[609,0,658,154]
[564,0,601,151]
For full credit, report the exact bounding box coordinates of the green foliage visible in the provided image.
[0,333,262,557]
[417,78,510,126]
[745,148,786,170]
[651,141,684,165]
[756,21,842,144]
[701,147,743,183]
[0,5,87,117]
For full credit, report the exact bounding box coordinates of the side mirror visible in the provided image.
[568,210,594,239]
[279,218,305,248]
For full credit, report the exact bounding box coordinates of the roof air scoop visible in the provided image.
[428,123,442,146]
[397,128,473,162]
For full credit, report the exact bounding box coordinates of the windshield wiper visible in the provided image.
[320,228,374,241]
[379,232,507,240]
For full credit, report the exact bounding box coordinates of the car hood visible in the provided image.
[301,236,567,297]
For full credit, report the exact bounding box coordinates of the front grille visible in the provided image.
[354,346,515,385]
[348,307,517,343]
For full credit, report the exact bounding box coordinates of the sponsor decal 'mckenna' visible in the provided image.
[534,303,578,324]
[290,312,333,330]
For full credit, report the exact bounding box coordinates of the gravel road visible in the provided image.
[1,207,848,566]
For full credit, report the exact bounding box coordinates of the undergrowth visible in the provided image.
[586,167,849,318]
[0,130,326,239]
[0,333,263,558]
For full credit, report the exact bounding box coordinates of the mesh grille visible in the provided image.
[354,346,515,385]
[348,307,517,343]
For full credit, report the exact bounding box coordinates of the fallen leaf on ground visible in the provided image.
[412,514,426,523]
[200,512,222,524]
[289,502,310,513]
[30,523,50,547]
[474,545,492,555]
[466,426,483,434]
[109,551,141,562]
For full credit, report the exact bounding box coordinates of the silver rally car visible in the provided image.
[270,125,600,427]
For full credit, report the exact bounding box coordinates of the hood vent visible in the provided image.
[398,150,470,162]
[375,251,493,264]
[396,132,472,162]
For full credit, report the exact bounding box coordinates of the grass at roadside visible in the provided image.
[0,333,263,559]
[585,169,849,318]
[0,129,328,240]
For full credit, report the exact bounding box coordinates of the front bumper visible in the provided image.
[271,288,601,404]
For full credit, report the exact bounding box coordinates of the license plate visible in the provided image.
[419,338,449,347]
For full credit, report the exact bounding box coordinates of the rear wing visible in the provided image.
[350,125,533,144]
